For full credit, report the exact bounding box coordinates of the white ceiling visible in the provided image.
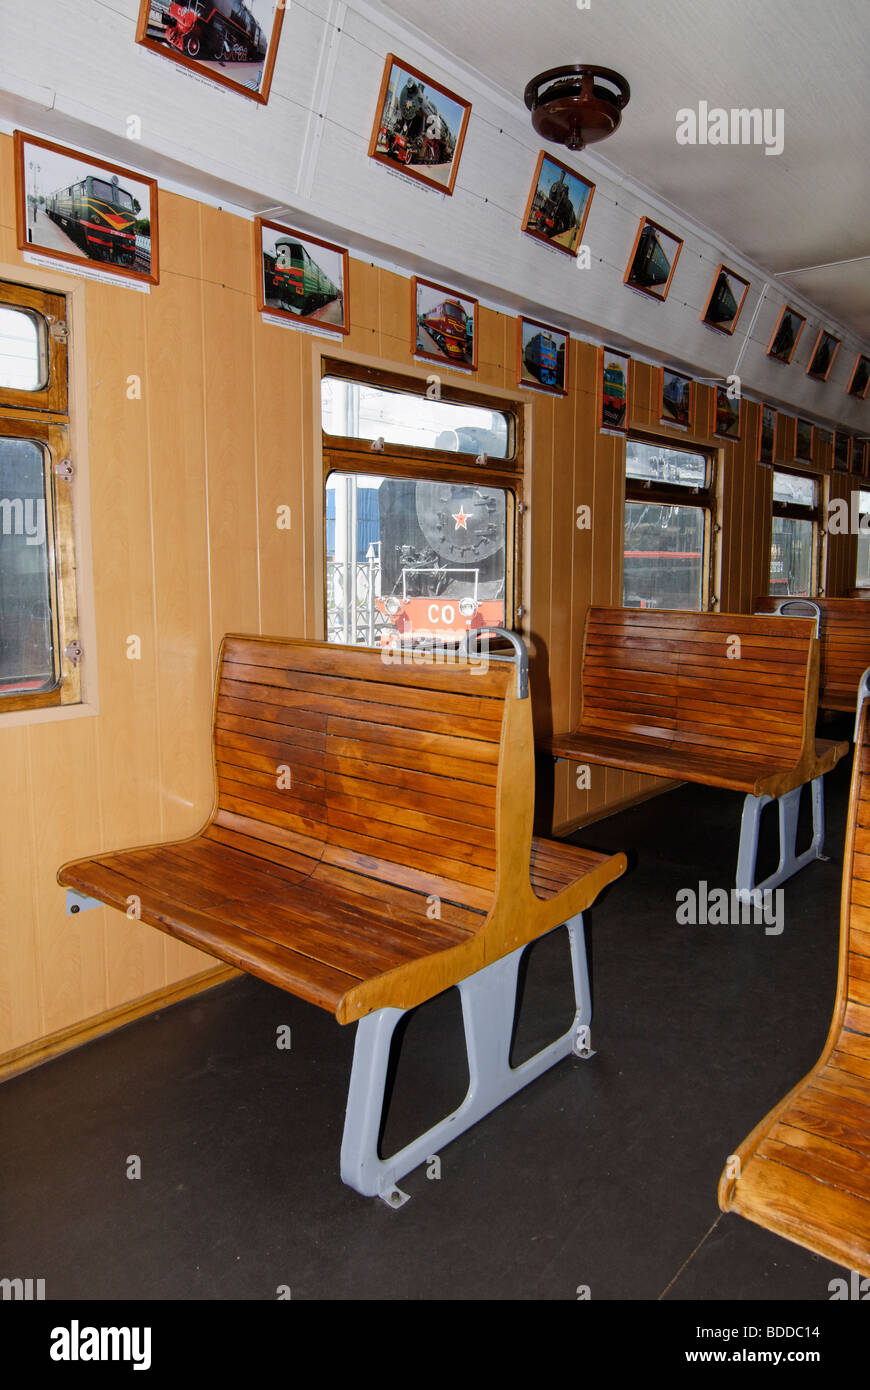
[382,0,870,338]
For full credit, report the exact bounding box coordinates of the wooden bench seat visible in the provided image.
[756,596,870,713]
[719,700,870,1276]
[58,632,626,1203]
[546,607,848,893]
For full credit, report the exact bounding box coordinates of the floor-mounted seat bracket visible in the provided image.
[736,776,826,896]
[340,913,593,1206]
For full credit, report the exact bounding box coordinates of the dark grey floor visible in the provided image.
[0,719,859,1301]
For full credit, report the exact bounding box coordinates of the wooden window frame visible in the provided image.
[770,465,823,598]
[320,358,524,642]
[624,432,717,611]
[0,279,80,713]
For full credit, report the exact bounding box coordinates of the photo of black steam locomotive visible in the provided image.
[375,475,507,645]
[378,75,457,168]
[158,1,267,64]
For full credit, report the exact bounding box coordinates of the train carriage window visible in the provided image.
[769,468,820,597]
[623,438,714,610]
[321,365,521,648]
[0,279,81,713]
[0,306,46,391]
[322,376,512,460]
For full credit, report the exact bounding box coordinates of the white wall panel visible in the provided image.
[0,0,866,431]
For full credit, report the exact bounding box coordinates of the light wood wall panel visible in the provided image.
[0,129,864,1059]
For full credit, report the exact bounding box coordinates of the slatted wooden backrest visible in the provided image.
[579,608,679,743]
[842,701,870,1042]
[756,597,870,710]
[718,699,870,1273]
[580,608,817,764]
[210,636,514,912]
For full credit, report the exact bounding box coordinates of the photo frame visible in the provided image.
[368,54,471,195]
[794,418,814,463]
[847,355,870,400]
[14,130,158,285]
[660,368,692,428]
[766,305,806,364]
[701,264,750,335]
[598,347,630,432]
[256,218,349,333]
[714,385,741,440]
[518,317,568,396]
[806,329,841,382]
[624,217,683,301]
[758,404,776,466]
[135,0,285,104]
[412,277,477,370]
[834,432,852,472]
[521,152,595,258]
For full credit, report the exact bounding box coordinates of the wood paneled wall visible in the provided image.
[0,131,860,1060]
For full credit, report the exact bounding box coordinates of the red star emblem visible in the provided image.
[452,506,471,530]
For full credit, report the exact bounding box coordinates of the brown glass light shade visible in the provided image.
[524,65,631,151]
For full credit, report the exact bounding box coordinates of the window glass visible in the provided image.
[321,376,510,459]
[91,179,134,211]
[770,517,814,596]
[0,307,45,391]
[0,437,54,695]
[773,471,816,507]
[326,471,509,647]
[626,439,707,488]
[623,501,705,610]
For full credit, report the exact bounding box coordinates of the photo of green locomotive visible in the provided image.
[44,174,140,268]
[258,220,348,330]
[265,239,340,316]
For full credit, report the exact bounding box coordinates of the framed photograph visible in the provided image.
[834,432,852,472]
[521,152,594,258]
[412,278,477,370]
[518,317,568,396]
[701,264,750,334]
[256,219,348,332]
[806,329,840,382]
[766,305,806,364]
[368,54,471,195]
[598,348,630,432]
[758,404,776,466]
[794,418,814,462]
[135,0,285,104]
[660,368,692,428]
[624,217,683,301]
[847,354,870,400]
[14,131,158,285]
[714,386,741,440]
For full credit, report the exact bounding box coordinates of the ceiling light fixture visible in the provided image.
[524,65,631,152]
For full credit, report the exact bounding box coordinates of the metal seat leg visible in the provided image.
[736,776,826,895]
[340,914,594,1205]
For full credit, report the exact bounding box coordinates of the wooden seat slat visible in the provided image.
[220,673,507,726]
[323,752,498,808]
